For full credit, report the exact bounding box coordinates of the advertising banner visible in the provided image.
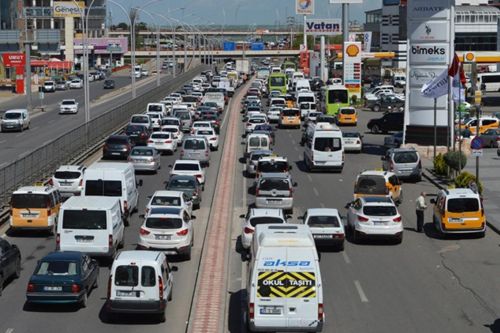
[2,53,25,67]
[53,1,84,17]
[343,42,362,99]
[296,0,314,15]
[305,19,341,36]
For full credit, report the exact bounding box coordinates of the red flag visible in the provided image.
[448,53,466,86]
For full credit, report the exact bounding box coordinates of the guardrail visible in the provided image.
[0,65,209,210]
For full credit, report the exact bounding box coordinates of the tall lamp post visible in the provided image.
[136,8,161,87]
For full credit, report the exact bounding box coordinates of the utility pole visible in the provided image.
[24,13,32,113]
[342,3,349,76]
[130,8,138,98]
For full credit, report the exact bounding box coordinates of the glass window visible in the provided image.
[54,171,81,179]
[63,210,107,229]
[270,76,285,86]
[447,198,479,213]
[151,133,170,139]
[308,215,340,227]
[282,109,300,117]
[328,90,348,103]
[258,178,290,191]
[393,151,418,163]
[141,266,156,287]
[363,206,397,216]
[258,161,288,173]
[151,196,181,207]
[4,113,22,119]
[169,178,196,188]
[85,180,122,197]
[106,137,128,145]
[36,261,78,276]
[11,194,48,208]
[174,163,200,171]
[184,139,205,150]
[355,176,387,195]
[249,217,284,227]
[115,265,139,286]
[313,137,342,152]
[145,217,183,229]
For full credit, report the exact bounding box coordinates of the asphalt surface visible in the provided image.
[0,68,165,166]
[0,74,235,333]
[225,95,500,332]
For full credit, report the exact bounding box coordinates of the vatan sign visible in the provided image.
[296,0,315,15]
[343,42,362,99]
[53,1,84,17]
[305,19,341,36]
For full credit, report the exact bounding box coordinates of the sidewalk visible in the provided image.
[421,151,500,235]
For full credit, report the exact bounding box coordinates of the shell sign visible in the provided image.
[464,52,475,62]
[346,44,360,57]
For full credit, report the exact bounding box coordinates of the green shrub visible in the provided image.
[454,171,483,194]
[443,151,467,172]
[433,153,447,175]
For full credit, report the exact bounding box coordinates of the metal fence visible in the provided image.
[0,65,208,206]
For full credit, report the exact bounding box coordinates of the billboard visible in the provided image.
[296,0,314,15]
[53,1,84,17]
[305,19,341,36]
[2,53,25,67]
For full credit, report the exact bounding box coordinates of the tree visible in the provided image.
[117,22,128,30]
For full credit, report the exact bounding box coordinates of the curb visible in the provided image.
[423,169,500,236]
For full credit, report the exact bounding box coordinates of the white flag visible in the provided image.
[420,67,449,99]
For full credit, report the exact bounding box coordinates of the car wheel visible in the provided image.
[14,257,21,279]
[395,234,403,244]
[168,287,173,301]
[337,241,345,252]
[373,105,380,112]
[352,229,360,243]
[81,290,88,308]
[159,312,166,323]
[371,125,380,134]
[184,246,192,261]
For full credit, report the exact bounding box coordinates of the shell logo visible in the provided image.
[346,44,360,57]
[464,52,475,62]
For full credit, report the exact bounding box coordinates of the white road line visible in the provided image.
[5,328,14,333]
[294,146,298,151]
[307,174,312,182]
[342,252,351,264]
[354,280,369,303]
[313,187,319,197]
[320,202,325,208]
[0,162,6,168]
[0,140,6,144]
[291,139,296,144]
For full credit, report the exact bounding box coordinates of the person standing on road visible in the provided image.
[416,192,427,233]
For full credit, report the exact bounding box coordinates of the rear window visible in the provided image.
[150,196,181,207]
[393,152,418,164]
[85,180,122,197]
[131,149,154,156]
[63,210,107,229]
[249,217,284,227]
[308,215,340,227]
[355,176,386,195]
[313,137,342,152]
[169,178,196,188]
[148,113,160,119]
[61,100,75,105]
[447,198,480,213]
[258,178,290,191]
[54,171,81,179]
[174,163,200,171]
[145,217,183,229]
[363,206,397,216]
[197,130,213,136]
[184,139,206,150]
[131,116,148,123]
[249,137,267,147]
[258,161,287,173]
[249,118,266,124]
[115,265,138,286]
[151,133,170,139]
[141,266,156,287]
[298,96,315,103]
[107,137,128,145]
[341,108,356,115]
[343,132,360,138]
[162,119,179,126]
[11,194,48,209]
[36,261,78,276]
[282,109,299,117]
[148,104,163,112]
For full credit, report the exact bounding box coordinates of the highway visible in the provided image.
[0,68,165,166]
[225,94,500,332]
[0,77,238,333]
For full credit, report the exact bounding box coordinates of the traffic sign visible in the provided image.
[471,149,483,157]
[470,137,483,149]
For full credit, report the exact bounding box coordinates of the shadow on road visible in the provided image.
[485,319,500,333]
[227,289,247,333]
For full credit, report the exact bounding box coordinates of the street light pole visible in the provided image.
[130,7,138,98]
[136,8,160,87]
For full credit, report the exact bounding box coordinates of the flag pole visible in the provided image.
[434,97,437,160]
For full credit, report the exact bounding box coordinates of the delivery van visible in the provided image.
[247,224,324,332]
[303,122,344,172]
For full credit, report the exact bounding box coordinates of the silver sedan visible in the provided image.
[128,146,161,173]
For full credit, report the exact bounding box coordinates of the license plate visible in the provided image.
[260,306,282,315]
[76,238,93,243]
[267,199,281,203]
[21,212,39,219]
[116,290,134,297]
[111,152,120,155]
[449,218,463,223]
[374,220,388,224]
[44,286,62,292]
[313,234,333,239]
[155,234,171,240]
[288,117,294,120]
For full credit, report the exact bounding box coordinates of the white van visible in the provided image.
[295,79,311,95]
[1,109,30,132]
[297,92,316,107]
[147,103,167,117]
[303,122,344,172]
[83,162,141,222]
[56,196,124,259]
[106,251,177,322]
[247,224,324,332]
[246,133,271,157]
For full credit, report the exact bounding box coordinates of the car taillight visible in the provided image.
[158,276,164,300]
[210,137,216,141]
[393,216,402,222]
[79,179,83,187]
[27,283,35,293]
[249,303,255,320]
[108,234,113,248]
[48,179,53,186]
[196,174,202,179]
[356,140,361,144]
[126,144,131,151]
[177,228,189,236]
[107,275,112,299]
[140,228,150,236]
[244,227,254,234]
[56,233,60,250]
[148,140,154,143]
[165,140,172,143]
[47,208,51,217]
[357,215,369,222]
[71,284,81,294]
[141,133,146,138]
[318,303,324,321]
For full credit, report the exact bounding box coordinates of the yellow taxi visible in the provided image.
[463,117,499,135]
[337,107,358,126]
[430,188,485,236]
[284,94,295,108]
[9,185,62,234]
[353,170,402,204]
[279,108,301,129]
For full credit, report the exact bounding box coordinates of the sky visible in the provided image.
[108,0,383,27]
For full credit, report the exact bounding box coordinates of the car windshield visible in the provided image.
[194,123,209,128]
[447,198,479,213]
[258,178,290,191]
[169,178,196,188]
[249,137,268,147]
[115,265,138,286]
[107,137,128,145]
[363,206,397,216]
[4,113,21,119]
[314,137,342,152]
[63,210,107,229]
[251,153,271,161]
[11,194,48,209]
[54,171,81,179]
[308,215,340,227]
[148,105,163,111]
[150,196,181,207]
[328,89,348,103]
[85,180,122,196]
[249,217,284,227]
[61,100,75,105]
[131,116,148,123]
[270,77,285,86]
[126,125,145,134]
[131,149,154,156]
[355,176,387,194]
[145,217,183,229]
[393,151,418,163]
[282,109,300,117]
[341,108,356,115]
[184,139,206,150]
[36,261,78,276]
[343,132,360,138]
[174,163,199,171]
[178,113,190,120]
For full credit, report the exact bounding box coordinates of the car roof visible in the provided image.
[359,170,394,177]
[390,148,418,153]
[443,188,479,198]
[63,196,119,209]
[14,186,54,194]
[115,250,163,263]
[249,208,284,218]
[306,208,340,216]
[151,190,183,197]
[174,159,200,165]
[259,156,287,162]
[250,150,273,156]
[42,251,84,261]
[55,165,84,172]
[259,172,290,179]
[360,196,394,204]
[132,146,155,150]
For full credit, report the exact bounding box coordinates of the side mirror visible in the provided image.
[381,156,386,161]
[344,202,351,209]
[171,265,179,272]
[147,195,152,199]
[168,164,173,168]
[289,165,293,170]
[239,214,245,218]
[293,182,298,187]
[430,199,436,204]
[137,179,143,187]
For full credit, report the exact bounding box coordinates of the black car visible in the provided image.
[371,95,405,113]
[367,112,404,134]
[125,124,150,146]
[103,135,132,160]
[0,239,21,295]
[479,128,500,148]
[200,112,221,134]
[103,79,115,89]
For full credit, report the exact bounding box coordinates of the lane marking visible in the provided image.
[313,187,319,197]
[320,202,325,208]
[291,139,296,144]
[294,146,298,151]
[5,328,14,333]
[307,174,312,182]
[342,252,351,264]
[0,140,6,144]
[354,280,369,303]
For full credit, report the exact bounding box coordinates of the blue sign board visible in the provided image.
[470,137,483,149]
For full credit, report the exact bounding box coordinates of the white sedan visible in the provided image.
[169,160,206,186]
[343,132,363,153]
[59,99,79,114]
[161,125,183,146]
[240,208,287,250]
[194,128,219,151]
[145,190,193,217]
[301,208,345,250]
[68,79,83,89]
